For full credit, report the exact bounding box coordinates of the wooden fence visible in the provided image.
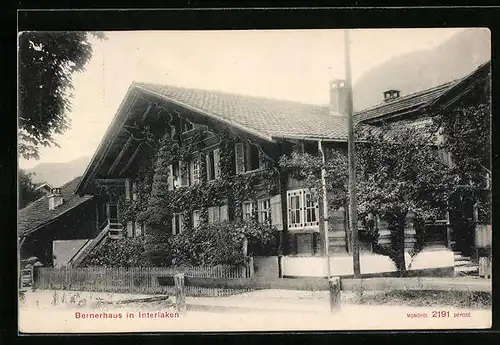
[35,266,251,297]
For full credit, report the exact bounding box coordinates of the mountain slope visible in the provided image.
[27,156,90,187]
[353,28,491,111]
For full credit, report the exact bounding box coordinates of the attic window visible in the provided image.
[383,90,401,102]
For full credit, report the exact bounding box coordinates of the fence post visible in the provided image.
[174,273,186,314]
[329,277,341,312]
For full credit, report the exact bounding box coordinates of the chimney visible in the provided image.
[48,188,64,210]
[329,79,348,115]
[383,89,401,102]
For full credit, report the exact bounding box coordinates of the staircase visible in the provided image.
[454,251,479,277]
[68,219,124,267]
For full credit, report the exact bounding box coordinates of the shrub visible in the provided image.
[80,236,152,268]
[168,220,276,267]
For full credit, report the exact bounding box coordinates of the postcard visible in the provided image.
[18,27,492,333]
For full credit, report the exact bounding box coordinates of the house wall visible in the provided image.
[21,201,98,266]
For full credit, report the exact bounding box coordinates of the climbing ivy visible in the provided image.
[117,123,280,265]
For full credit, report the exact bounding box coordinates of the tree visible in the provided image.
[355,124,455,275]
[279,122,454,276]
[18,31,106,160]
[18,169,44,209]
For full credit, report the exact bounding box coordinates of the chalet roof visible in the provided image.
[34,182,53,191]
[355,60,491,123]
[134,83,348,141]
[18,176,93,237]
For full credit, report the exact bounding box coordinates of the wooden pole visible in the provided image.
[174,273,186,314]
[329,276,341,312]
[344,29,361,278]
[318,140,332,278]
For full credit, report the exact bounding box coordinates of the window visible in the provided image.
[192,210,201,228]
[208,204,228,224]
[258,198,271,224]
[304,191,318,226]
[206,149,221,181]
[189,157,200,185]
[235,142,261,174]
[244,142,260,172]
[180,161,189,187]
[172,213,183,235]
[242,201,255,221]
[287,189,319,229]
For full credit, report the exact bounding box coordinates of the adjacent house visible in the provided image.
[18,177,98,267]
[19,61,490,277]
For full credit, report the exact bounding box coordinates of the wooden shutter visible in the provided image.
[235,142,245,174]
[125,179,131,201]
[214,149,221,179]
[208,207,215,224]
[135,221,142,236]
[270,195,282,230]
[205,152,212,181]
[181,161,189,186]
[167,165,174,190]
[220,204,228,222]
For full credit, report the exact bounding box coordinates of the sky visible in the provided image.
[19,28,464,169]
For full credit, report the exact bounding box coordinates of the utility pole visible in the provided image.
[344,29,361,278]
[318,140,331,278]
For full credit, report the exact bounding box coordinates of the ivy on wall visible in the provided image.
[117,121,280,266]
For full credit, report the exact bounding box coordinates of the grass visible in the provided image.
[347,290,492,309]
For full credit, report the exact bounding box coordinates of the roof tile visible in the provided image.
[135,83,348,140]
[18,176,93,236]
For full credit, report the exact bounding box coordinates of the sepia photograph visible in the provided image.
[17,28,492,333]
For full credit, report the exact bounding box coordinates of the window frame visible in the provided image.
[258,198,271,224]
[172,213,183,235]
[206,148,221,181]
[242,200,255,221]
[189,156,201,185]
[287,188,319,230]
[242,142,261,173]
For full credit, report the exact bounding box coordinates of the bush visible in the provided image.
[168,220,276,267]
[81,236,151,268]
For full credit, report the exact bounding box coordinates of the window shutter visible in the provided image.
[125,179,131,201]
[214,149,221,179]
[235,143,245,174]
[213,206,220,223]
[220,204,228,222]
[270,195,282,230]
[180,161,189,186]
[208,207,215,224]
[167,165,174,190]
[205,152,212,181]
[135,221,142,236]
[179,214,184,233]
